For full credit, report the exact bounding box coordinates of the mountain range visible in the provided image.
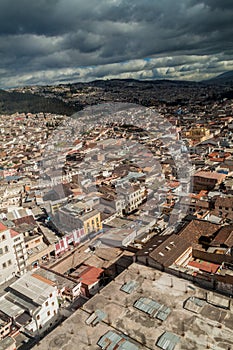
[0,71,233,115]
[203,70,233,84]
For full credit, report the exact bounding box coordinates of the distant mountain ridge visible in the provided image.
[1,72,233,115]
[203,70,233,84]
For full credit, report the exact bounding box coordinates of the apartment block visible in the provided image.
[0,223,27,285]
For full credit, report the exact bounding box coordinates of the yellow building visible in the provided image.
[185,127,211,145]
[58,201,102,235]
[79,209,102,235]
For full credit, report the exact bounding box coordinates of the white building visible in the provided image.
[100,228,137,248]
[122,185,146,214]
[0,271,59,336]
[0,183,23,210]
[0,223,27,285]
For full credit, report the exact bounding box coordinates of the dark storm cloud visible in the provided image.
[0,0,233,87]
[191,0,233,10]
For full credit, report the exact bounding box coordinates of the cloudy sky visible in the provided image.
[0,0,233,88]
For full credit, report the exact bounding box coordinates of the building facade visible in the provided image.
[0,223,27,285]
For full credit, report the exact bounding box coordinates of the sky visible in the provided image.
[0,0,233,88]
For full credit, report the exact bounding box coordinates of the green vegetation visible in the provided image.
[0,89,79,116]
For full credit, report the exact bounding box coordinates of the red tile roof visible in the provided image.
[166,180,180,188]
[215,196,233,209]
[190,190,208,199]
[188,260,220,274]
[78,265,103,286]
[0,222,7,232]
[194,171,226,181]
[208,152,231,159]
[10,229,19,238]
[211,225,233,247]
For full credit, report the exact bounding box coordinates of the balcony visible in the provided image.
[15,244,24,253]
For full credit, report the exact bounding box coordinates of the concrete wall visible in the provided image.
[193,249,233,265]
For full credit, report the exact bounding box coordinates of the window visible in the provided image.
[49,293,52,298]
[36,315,40,320]
[2,235,6,241]
[47,311,50,316]
[4,246,9,253]
[2,262,7,269]
[8,260,12,266]
[52,302,54,306]
[14,237,20,243]
[0,248,3,255]
[45,301,48,307]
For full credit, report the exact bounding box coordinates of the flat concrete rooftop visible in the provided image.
[34,263,233,350]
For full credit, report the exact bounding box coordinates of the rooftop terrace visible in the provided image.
[35,263,233,350]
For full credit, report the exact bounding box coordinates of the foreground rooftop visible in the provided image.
[35,263,233,350]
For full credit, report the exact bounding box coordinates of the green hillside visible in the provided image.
[0,89,78,116]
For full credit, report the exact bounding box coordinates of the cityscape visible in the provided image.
[1,80,233,350]
[1,1,233,350]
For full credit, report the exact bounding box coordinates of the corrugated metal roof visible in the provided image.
[119,340,139,350]
[134,297,171,321]
[97,331,139,350]
[120,280,139,294]
[183,297,205,314]
[9,271,55,305]
[15,311,32,326]
[156,331,180,350]
[190,296,205,307]
[86,309,106,326]
[156,305,171,321]
[134,297,161,316]
[6,292,38,313]
[0,297,22,318]
[98,331,121,349]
